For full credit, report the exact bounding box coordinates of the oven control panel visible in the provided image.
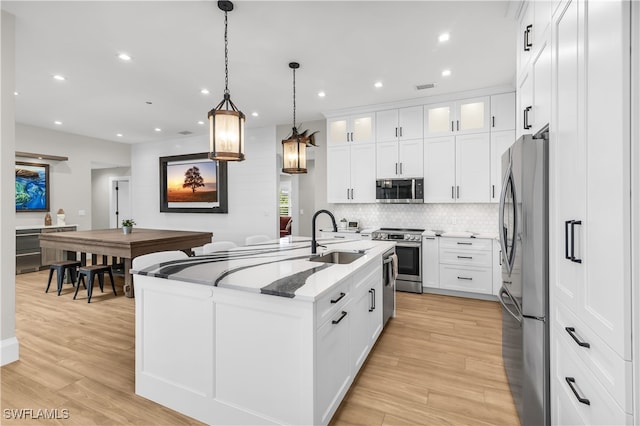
[372,231,422,241]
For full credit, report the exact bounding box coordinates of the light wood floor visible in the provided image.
[2,270,519,425]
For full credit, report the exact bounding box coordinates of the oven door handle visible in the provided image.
[394,242,422,248]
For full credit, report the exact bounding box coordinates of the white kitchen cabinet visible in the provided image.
[438,237,493,295]
[327,143,376,203]
[550,0,633,422]
[376,139,423,179]
[424,97,490,137]
[517,42,551,137]
[317,304,352,425]
[327,113,375,145]
[517,1,533,73]
[349,267,382,372]
[490,130,516,202]
[422,236,439,289]
[376,106,423,142]
[490,92,516,132]
[423,134,490,203]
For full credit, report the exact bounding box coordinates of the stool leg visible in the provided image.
[107,269,116,295]
[73,275,84,300]
[87,273,95,303]
[56,267,64,296]
[69,268,78,286]
[46,268,55,293]
[98,272,105,293]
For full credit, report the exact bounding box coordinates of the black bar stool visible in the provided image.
[46,260,82,296]
[74,265,117,303]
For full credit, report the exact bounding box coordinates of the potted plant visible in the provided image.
[122,219,136,234]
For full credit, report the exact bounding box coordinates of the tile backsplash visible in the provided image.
[331,203,498,235]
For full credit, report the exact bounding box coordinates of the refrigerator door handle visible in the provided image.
[498,287,522,324]
[499,164,518,274]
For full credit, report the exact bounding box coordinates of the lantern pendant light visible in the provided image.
[282,62,318,174]
[208,0,245,162]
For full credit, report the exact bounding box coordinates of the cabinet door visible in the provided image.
[532,40,551,133]
[422,236,439,288]
[424,137,456,202]
[350,144,376,203]
[350,287,373,372]
[455,133,491,202]
[327,146,351,203]
[398,139,424,178]
[327,117,350,145]
[375,141,399,178]
[316,307,351,425]
[490,92,516,132]
[534,1,554,48]
[368,279,383,343]
[550,0,583,317]
[375,109,399,143]
[398,106,423,140]
[351,113,375,144]
[490,130,515,203]
[581,0,631,359]
[455,97,490,135]
[424,103,454,137]
[518,1,533,72]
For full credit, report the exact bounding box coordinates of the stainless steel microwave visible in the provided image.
[375,178,424,203]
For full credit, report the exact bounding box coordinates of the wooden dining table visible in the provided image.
[39,228,212,297]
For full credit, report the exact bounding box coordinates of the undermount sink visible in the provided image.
[309,251,364,265]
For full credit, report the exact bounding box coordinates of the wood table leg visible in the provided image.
[123,258,134,298]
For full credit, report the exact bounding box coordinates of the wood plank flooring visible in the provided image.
[2,270,519,425]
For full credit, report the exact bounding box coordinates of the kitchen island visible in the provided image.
[131,237,395,426]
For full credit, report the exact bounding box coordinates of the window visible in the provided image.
[279,190,290,216]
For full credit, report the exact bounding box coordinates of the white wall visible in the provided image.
[1,10,18,366]
[91,167,131,229]
[130,126,279,246]
[15,124,131,230]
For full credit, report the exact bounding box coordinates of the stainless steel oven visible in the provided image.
[372,228,424,293]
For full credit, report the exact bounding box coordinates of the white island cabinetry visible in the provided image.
[133,239,391,426]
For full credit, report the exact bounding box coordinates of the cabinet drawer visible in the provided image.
[316,279,351,327]
[439,265,492,294]
[553,302,633,413]
[440,249,492,267]
[552,327,632,425]
[439,237,492,251]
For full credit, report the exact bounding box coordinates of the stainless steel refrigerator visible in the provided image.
[498,129,549,426]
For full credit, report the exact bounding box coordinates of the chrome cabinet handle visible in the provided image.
[524,106,532,130]
[570,220,582,263]
[524,24,533,52]
[457,256,473,259]
[565,377,590,405]
[565,327,591,348]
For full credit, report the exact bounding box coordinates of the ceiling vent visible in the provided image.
[416,83,436,90]
[178,130,193,135]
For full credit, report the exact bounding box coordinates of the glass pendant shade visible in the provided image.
[208,100,245,161]
[282,134,307,174]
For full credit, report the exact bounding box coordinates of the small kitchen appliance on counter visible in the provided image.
[371,228,424,293]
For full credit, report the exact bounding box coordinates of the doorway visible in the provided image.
[109,177,131,229]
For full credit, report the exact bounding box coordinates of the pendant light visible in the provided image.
[208,0,245,162]
[282,62,318,174]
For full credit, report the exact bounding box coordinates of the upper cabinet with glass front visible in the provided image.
[424,96,490,137]
[327,113,375,145]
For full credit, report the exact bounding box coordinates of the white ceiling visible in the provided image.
[3,1,517,145]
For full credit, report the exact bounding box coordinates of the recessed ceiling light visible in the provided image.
[200,88,210,95]
[14,91,18,96]
[197,120,205,125]
[251,112,259,117]
[442,69,451,77]
[318,91,326,98]
[53,75,66,81]
[116,133,123,137]
[438,33,450,42]
[118,53,132,61]
[374,81,383,88]
[154,128,162,132]
[54,120,62,125]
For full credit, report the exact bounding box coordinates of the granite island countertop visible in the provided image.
[132,236,395,302]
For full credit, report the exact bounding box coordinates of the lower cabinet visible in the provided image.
[438,237,493,295]
[422,236,440,288]
[315,260,383,424]
[16,225,77,274]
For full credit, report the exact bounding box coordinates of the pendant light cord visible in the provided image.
[292,67,296,131]
[224,11,229,95]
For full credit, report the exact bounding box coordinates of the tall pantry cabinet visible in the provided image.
[547,0,634,423]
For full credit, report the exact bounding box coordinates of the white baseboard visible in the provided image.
[1,336,19,366]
